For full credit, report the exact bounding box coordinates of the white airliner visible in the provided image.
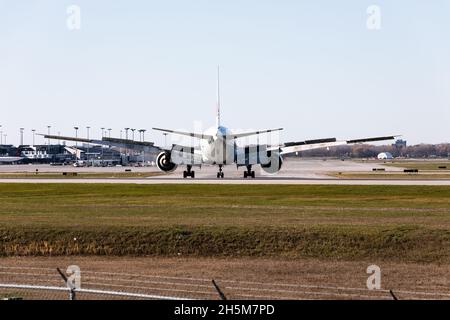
[43,69,397,179]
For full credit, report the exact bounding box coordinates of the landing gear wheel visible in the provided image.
[244,165,255,179]
[183,166,195,178]
[217,165,224,179]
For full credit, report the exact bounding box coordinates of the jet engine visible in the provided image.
[260,151,283,174]
[156,151,178,172]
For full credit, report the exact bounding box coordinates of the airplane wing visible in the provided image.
[0,156,24,163]
[152,128,214,140]
[41,134,162,152]
[273,135,399,155]
[226,128,283,139]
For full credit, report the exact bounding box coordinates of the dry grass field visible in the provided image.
[0,183,450,262]
[1,183,450,299]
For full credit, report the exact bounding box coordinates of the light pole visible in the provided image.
[139,129,146,142]
[108,128,112,138]
[3,134,7,145]
[47,125,51,161]
[100,128,105,160]
[125,128,130,140]
[47,126,51,145]
[74,127,79,159]
[131,129,136,141]
[32,129,36,146]
[86,126,90,162]
[139,129,146,165]
[20,128,24,146]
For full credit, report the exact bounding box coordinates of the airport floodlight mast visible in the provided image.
[74,127,79,154]
[20,128,24,146]
[108,128,112,138]
[47,125,51,146]
[86,126,90,160]
[131,128,136,141]
[125,128,130,140]
[100,127,105,160]
[46,125,51,157]
[31,129,36,146]
[139,129,146,142]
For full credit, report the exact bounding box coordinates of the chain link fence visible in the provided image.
[1,265,450,300]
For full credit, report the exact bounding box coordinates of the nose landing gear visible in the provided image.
[244,165,255,179]
[217,165,224,179]
[183,165,195,178]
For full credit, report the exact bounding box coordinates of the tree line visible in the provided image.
[292,143,450,158]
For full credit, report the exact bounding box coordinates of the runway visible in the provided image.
[1,177,450,185]
[1,159,450,185]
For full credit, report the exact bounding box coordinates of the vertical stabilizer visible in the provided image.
[216,65,221,128]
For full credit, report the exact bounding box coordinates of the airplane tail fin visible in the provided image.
[216,65,221,128]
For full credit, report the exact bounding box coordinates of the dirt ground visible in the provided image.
[1,256,450,300]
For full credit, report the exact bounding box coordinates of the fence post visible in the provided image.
[389,289,398,300]
[212,279,227,300]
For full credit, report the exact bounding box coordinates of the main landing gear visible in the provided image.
[183,165,195,178]
[217,165,224,179]
[243,165,255,179]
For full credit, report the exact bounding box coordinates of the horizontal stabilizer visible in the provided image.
[226,128,283,139]
[152,128,214,140]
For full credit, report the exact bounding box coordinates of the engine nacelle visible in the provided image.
[261,151,283,174]
[156,151,178,172]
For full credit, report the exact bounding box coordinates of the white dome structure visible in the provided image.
[377,152,393,160]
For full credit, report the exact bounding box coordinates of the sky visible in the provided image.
[1,0,449,146]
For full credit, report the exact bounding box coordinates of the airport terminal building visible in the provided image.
[0,144,128,165]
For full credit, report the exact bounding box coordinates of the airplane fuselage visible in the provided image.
[200,126,236,165]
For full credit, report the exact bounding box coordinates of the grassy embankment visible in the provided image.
[1,184,450,262]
